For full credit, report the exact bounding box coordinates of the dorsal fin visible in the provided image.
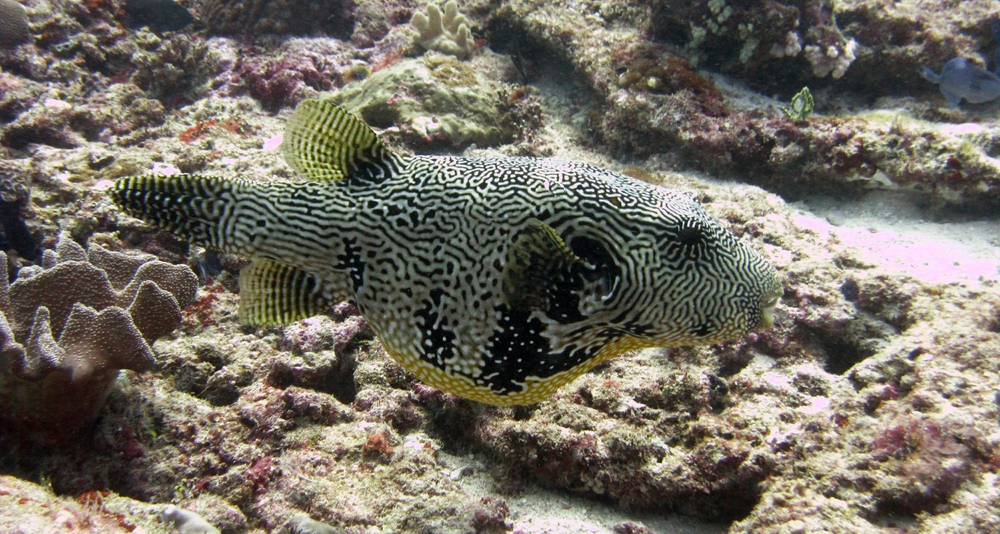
[281,99,403,183]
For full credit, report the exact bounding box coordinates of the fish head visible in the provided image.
[963,67,1000,103]
[588,187,783,346]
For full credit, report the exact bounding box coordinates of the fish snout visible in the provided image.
[758,279,784,330]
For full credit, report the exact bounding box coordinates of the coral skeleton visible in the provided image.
[410,1,474,59]
[0,235,198,445]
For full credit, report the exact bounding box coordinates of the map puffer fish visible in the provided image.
[112,99,783,405]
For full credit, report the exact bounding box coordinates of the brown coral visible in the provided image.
[0,0,30,48]
[0,235,198,446]
[200,0,354,39]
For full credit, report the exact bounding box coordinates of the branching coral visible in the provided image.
[803,39,857,79]
[411,1,474,59]
[0,235,198,446]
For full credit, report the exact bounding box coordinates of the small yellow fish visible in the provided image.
[112,99,782,405]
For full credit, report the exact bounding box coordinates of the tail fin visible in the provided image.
[111,174,247,251]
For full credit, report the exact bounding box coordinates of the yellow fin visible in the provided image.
[238,258,330,326]
[502,219,582,311]
[281,99,402,182]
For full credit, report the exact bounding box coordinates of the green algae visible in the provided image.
[326,55,516,149]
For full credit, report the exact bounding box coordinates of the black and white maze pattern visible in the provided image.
[113,155,782,405]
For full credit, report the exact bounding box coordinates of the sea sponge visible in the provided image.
[0,0,29,48]
[410,1,474,59]
[0,235,198,446]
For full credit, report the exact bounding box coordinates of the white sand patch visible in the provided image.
[436,450,725,534]
[800,191,1000,285]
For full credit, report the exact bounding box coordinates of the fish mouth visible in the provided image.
[759,288,782,329]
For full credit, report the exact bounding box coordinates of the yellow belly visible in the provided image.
[383,335,657,405]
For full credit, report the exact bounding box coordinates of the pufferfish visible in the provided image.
[112,99,782,405]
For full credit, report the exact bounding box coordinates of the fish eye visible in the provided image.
[570,235,621,300]
[675,223,704,247]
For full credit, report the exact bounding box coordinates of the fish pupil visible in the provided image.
[675,224,704,247]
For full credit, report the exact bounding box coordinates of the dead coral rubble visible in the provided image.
[0,236,197,446]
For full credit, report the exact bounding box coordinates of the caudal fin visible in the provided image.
[111,173,247,251]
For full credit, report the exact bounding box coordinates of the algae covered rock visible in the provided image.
[328,55,516,150]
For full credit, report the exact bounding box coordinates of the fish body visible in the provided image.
[124,0,193,32]
[921,57,1000,107]
[112,100,782,405]
[0,0,30,48]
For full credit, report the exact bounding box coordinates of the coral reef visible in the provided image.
[129,30,220,106]
[231,52,332,113]
[0,0,999,532]
[411,1,475,59]
[600,91,1000,210]
[124,0,193,33]
[200,0,355,40]
[0,475,159,533]
[208,38,357,113]
[650,0,858,83]
[0,0,29,48]
[0,235,197,446]
[646,0,996,98]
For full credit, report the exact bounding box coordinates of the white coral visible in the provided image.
[769,31,802,58]
[804,38,856,79]
[411,1,474,59]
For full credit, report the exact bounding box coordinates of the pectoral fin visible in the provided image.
[502,219,583,311]
[239,258,331,326]
[942,88,964,108]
